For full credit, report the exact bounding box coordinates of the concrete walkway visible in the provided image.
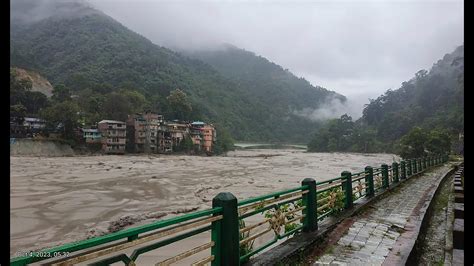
[313,164,453,266]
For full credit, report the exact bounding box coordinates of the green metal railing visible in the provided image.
[11,154,449,265]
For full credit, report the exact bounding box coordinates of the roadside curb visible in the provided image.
[400,162,460,265]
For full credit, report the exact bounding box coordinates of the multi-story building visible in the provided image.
[165,121,189,150]
[189,121,204,151]
[189,121,216,153]
[98,120,127,154]
[127,112,163,153]
[82,128,102,144]
[157,124,173,153]
[201,124,216,153]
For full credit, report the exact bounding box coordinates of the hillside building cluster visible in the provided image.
[88,112,216,154]
[10,112,217,155]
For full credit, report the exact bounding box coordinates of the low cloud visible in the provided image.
[11,0,98,25]
[292,95,366,122]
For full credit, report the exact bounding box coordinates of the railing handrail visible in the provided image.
[237,185,308,206]
[10,207,222,265]
[315,176,345,186]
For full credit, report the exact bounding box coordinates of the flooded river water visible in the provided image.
[10,149,399,262]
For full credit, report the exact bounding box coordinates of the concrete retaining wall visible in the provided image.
[10,139,75,157]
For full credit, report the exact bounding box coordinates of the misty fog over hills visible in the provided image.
[11,0,358,143]
[10,0,463,146]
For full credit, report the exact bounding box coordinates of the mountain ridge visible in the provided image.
[10,0,345,142]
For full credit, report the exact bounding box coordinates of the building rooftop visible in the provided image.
[98,120,126,125]
[82,128,99,133]
[24,117,45,122]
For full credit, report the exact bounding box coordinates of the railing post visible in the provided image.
[392,162,399,183]
[407,159,412,176]
[381,164,389,189]
[400,161,406,180]
[365,166,374,197]
[418,158,422,171]
[212,192,239,266]
[302,178,318,232]
[413,159,417,174]
[342,171,353,209]
[423,157,427,170]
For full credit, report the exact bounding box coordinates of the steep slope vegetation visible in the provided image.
[10,0,343,143]
[183,45,346,142]
[184,44,344,111]
[307,45,464,153]
[362,45,464,141]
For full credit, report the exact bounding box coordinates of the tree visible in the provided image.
[100,92,132,121]
[76,89,105,126]
[167,89,192,120]
[25,91,49,114]
[10,69,32,106]
[39,101,80,139]
[10,69,49,116]
[425,130,451,155]
[118,89,149,114]
[415,69,428,80]
[175,135,194,153]
[10,104,27,121]
[213,126,234,155]
[398,127,428,159]
[51,84,72,102]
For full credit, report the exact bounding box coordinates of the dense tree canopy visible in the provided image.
[10,3,343,143]
[10,69,49,117]
[397,127,451,159]
[166,89,192,121]
[308,45,463,156]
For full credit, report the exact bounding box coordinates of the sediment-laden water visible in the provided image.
[10,149,399,262]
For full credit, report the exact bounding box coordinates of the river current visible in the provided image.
[10,149,399,263]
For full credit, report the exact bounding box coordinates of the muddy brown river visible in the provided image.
[10,149,399,263]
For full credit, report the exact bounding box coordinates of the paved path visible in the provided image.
[313,165,452,266]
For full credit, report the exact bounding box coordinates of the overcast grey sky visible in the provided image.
[87,0,463,102]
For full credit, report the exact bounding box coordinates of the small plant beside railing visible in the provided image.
[10,154,449,266]
[316,186,345,220]
[239,219,254,258]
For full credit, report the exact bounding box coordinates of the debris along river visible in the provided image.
[10,149,399,260]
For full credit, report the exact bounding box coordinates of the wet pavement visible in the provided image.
[312,164,452,266]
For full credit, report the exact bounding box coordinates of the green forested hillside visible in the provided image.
[183,45,346,142]
[362,45,464,140]
[184,44,344,111]
[308,45,464,156]
[10,1,343,143]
